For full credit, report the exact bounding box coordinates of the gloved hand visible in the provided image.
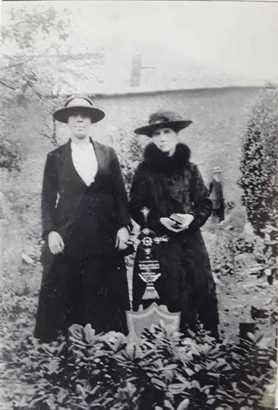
[160,213,194,232]
[115,226,130,250]
[48,231,65,254]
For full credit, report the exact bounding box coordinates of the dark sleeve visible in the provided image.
[41,153,59,239]
[110,148,131,230]
[189,164,212,231]
[220,182,224,203]
[208,181,212,194]
[129,164,150,227]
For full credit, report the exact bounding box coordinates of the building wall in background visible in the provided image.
[1,86,262,243]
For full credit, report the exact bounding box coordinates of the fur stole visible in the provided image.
[143,143,191,174]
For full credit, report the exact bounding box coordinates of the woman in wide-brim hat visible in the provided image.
[130,110,219,337]
[35,96,131,342]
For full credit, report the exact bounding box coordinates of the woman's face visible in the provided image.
[151,127,178,156]
[67,110,92,140]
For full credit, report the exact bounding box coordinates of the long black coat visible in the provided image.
[35,139,130,341]
[129,143,219,334]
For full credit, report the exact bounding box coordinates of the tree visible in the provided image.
[1,6,70,95]
[0,5,71,172]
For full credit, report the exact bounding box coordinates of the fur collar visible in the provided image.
[143,143,191,174]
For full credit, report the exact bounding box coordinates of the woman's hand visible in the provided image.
[170,213,194,230]
[160,217,184,232]
[48,231,65,255]
[160,213,194,232]
[115,226,130,250]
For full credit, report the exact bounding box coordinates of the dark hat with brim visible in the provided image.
[53,96,105,123]
[134,111,192,137]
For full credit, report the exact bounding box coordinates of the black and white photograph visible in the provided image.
[0,1,278,409]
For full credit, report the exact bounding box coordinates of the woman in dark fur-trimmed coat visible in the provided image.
[130,111,219,337]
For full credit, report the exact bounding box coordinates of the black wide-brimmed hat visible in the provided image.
[53,96,105,123]
[134,111,192,137]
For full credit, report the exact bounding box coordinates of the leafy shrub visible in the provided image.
[210,227,264,278]
[216,333,277,409]
[2,322,276,410]
[239,89,278,236]
[209,203,276,282]
[0,139,21,172]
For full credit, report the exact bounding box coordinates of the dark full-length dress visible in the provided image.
[34,140,130,341]
[129,143,219,335]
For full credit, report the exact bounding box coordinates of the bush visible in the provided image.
[2,322,276,410]
[239,89,278,236]
[210,215,265,278]
[0,139,21,172]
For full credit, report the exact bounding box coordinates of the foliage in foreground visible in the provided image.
[2,321,276,410]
